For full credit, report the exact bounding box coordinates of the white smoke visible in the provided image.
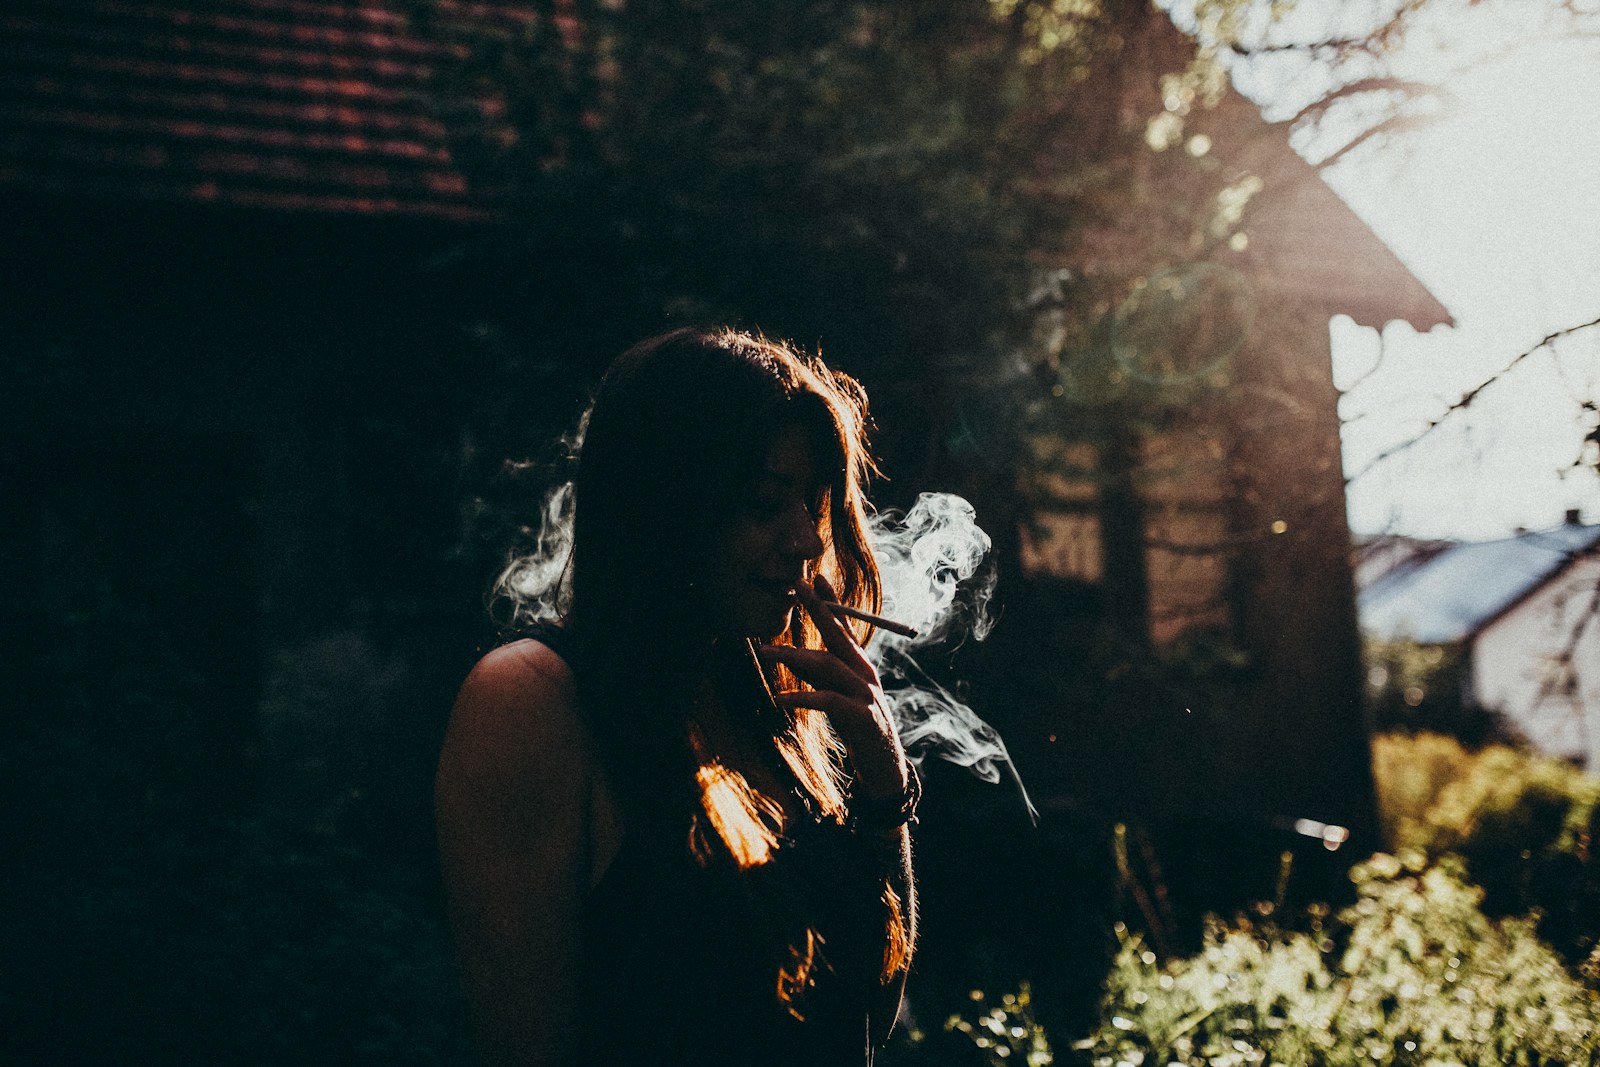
[867,493,1037,822]
[495,479,574,625]
[868,492,996,649]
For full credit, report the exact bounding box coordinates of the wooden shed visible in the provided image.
[1011,5,1452,849]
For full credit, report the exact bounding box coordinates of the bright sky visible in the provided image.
[1224,0,1600,540]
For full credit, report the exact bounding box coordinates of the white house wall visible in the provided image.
[1473,552,1600,767]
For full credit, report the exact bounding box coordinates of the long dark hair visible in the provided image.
[567,327,877,812]
[559,327,909,997]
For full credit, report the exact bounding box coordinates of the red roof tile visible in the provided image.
[0,0,533,220]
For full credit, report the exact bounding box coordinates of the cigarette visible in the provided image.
[823,600,919,639]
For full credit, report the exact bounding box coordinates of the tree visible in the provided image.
[413,0,1284,595]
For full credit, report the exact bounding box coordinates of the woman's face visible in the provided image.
[704,422,828,639]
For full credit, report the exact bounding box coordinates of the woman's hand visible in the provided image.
[760,576,918,1029]
[755,576,909,802]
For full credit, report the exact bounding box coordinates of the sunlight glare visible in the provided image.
[1325,14,1600,538]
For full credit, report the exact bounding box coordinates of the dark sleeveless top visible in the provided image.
[515,623,891,1067]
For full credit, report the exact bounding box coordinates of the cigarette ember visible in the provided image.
[823,600,919,640]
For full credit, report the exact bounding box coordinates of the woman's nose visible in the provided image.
[787,505,825,559]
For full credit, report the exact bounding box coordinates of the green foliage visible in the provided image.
[943,981,1057,1066]
[950,732,1600,1066]
[1366,637,1466,704]
[1081,856,1600,1066]
[1390,740,1599,861]
[1364,638,1505,745]
[1370,730,1479,851]
[1372,731,1600,962]
[410,1,1267,448]
[418,0,1095,347]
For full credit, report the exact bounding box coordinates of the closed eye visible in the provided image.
[748,476,825,523]
[808,488,829,522]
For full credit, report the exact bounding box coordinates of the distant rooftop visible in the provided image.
[1359,519,1600,644]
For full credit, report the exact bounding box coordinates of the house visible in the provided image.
[1360,511,1600,766]
[0,0,541,809]
[1,7,1489,1028]
[1004,3,1452,846]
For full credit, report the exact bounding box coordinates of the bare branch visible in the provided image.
[1222,0,1431,58]
[1226,35,1372,57]
[1288,77,1448,127]
[1347,314,1600,485]
[1314,112,1436,169]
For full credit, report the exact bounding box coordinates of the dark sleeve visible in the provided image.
[856,823,913,1048]
[812,802,913,1049]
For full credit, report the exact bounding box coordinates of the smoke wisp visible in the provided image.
[866,493,1036,822]
[494,478,575,627]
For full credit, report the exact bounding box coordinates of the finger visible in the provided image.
[756,644,874,701]
[774,689,899,758]
[794,577,876,684]
[772,688,877,728]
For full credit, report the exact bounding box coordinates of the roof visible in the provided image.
[1071,9,1452,335]
[1352,532,1452,589]
[1229,125,1454,333]
[0,0,535,220]
[1359,521,1600,644]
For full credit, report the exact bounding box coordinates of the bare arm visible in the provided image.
[435,641,588,1067]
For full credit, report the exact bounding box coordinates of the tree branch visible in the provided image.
[1529,569,1600,713]
[1221,0,1430,58]
[1226,35,1372,57]
[1288,77,1448,127]
[1314,112,1436,169]
[1346,314,1600,485]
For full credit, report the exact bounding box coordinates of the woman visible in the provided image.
[435,327,917,1066]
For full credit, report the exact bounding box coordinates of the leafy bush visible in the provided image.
[941,982,1056,1066]
[1079,855,1600,1066]
[1402,743,1598,862]
[1370,730,1479,850]
[1372,732,1600,960]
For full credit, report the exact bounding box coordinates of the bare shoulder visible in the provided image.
[438,638,584,807]
[457,639,577,717]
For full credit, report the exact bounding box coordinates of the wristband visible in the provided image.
[847,764,922,832]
